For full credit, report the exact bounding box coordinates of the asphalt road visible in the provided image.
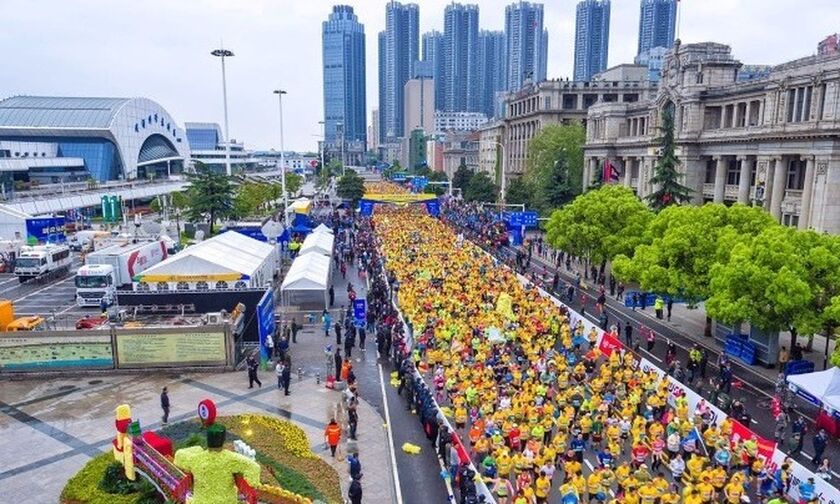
[0,254,91,324]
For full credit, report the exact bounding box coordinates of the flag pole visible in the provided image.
[676,0,682,40]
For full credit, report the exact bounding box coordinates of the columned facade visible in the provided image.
[584,41,840,233]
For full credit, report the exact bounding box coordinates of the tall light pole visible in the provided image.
[318,121,327,176]
[273,89,289,227]
[211,47,234,176]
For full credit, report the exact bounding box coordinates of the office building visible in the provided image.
[584,42,840,232]
[434,111,488,133]
[637,0,676,60]
[422,31,445,111]
[443,3,480,113]
[186,122,258,173]
[404,77,435,135]
[378,31,387,145]
[322,5,367,151]
[574,0,611,81]
[505,1,548,91]
[379,1,419,141]
[478,30,507,118]
[368,109,379,152]
[635,46,668,82]
[0,96,189,183]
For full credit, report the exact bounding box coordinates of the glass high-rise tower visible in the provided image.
[378,1,419,141]
[422,31,445,110]
[322,5,366,145]
[637,0,677,60]
[478,30,506,118]
[505,1,548,92]
[443,3,480,113]
[573,0,610,81]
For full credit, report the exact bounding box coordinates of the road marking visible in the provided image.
[584,459,594,471]
[641,348,663,363]
[13,276,74,303]
[377,362,404,504]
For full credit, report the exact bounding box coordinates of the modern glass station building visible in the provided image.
[0,96,191,183]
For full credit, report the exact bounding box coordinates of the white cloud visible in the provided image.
[0,0,836,151]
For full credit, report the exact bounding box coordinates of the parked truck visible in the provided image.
[14,244,72,282]
[75,240,168,307]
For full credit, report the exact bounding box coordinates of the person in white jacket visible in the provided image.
[669,452,686,480]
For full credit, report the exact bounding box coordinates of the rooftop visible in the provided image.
[0,96,132,129]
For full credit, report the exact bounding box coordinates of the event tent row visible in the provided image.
[280,224,334,308]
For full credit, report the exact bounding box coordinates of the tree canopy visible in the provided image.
[452,164,473,193]
[336,171,365,204]
[464,172,498,203]
[523,124,585,213]
[545,185,652,265]
[646,107,693,210]
[185,164,235,234]
[612,203,776,303]
[424,170,449,196]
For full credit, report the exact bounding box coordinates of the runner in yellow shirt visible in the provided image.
[534,472,551,504]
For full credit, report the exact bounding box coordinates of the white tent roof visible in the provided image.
[313,223,333,235]
[139,231,275,279]
[298,231,334,257]
[281,253,331,291]
[787,367,840,411]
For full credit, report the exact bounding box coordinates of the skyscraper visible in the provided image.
[443,3,480,113]
[322,5,366,145]
[478,30,506,118]
[379,1,419,141]
[505,1,548,91]
[378,31,386,146]
[422,31,445,109]
[574,0,610,81]
[637,0,677,59]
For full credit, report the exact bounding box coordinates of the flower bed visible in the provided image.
[61,414,340,504]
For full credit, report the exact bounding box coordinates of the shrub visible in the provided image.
[60,453,141,504]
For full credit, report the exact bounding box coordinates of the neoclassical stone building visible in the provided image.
[584,41,840,233]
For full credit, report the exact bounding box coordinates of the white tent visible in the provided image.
[280,252,331,308]
[313,223,333,235]
[298,230,334,257]
[787,367,840,412]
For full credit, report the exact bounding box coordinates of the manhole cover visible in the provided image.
[88,380,103,385]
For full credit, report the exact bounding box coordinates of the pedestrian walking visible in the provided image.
[334,323,343,347]
[290,318,299,344]
[322,310,332,338]
[358,326,366,351]
[624,321,633,348]
[282,356,292,396]
[645,327,655,352]
[328,285,335,307]
[813,429,828,466]
[778,346,790,372]
[348,399,359,440]
[325,418,341,457]
[275,360,284,389]
[348,473,362,504]
[344,330,354,358]
[246,354,262,388]
[348,452,362,479]
[160,386,170,424]
[334,348,343,380]
[666,297,673,321]
[654,296,664,320]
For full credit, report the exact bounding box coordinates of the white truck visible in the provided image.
[14,244,72,282]
[75,240,168,307]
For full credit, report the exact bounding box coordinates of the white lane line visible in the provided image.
[377,362,404,504]
[641,348,663,363]
[584,459,594,471]
[12,276,74,303]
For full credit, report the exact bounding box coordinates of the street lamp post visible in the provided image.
[318,121,326,176]
[273,89,289,227]
[210,47,234,176]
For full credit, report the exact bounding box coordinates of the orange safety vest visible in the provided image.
[325,423,341,446]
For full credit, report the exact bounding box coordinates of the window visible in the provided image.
[141,119,145,128]
[156,282,169,291]
[135,124,139,133]
[215,281,229,290]
[196,281,209,291]
[234,281,247,289]
[819,84,827,120]
[803,86,812,122]
[787,159,805,190]
[696,72,704,84]
[136,282,150,292]
[176,281,190,290]
[704,160,716,184]
[727,159,740,185]
[787,89,796,122]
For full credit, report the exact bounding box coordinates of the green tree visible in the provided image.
[505,176,534,208]
[524,124,585,212]
[646,107,693,210]
[185,163,234,234]
[336,171,365,204]
[464,172,498,203]
[233,182,270,217]
[285,172,303,195]
[613,204,776,304]
[452,164,474,193]
[546,185,652,269]
[706,226,812,336]
[424,170,449,196]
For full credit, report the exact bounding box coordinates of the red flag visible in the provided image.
[602,159,620,183]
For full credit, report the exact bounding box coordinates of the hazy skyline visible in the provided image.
[2,0,837,152]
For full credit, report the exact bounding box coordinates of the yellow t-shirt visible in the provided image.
[535,476,551,498]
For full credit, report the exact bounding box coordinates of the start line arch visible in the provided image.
[359,193,440,217]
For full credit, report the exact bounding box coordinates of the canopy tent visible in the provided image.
[287,197,312,215]
[787,367,840,413]
[313,223,333,235]
[298,231,334,257]
[280,252,331,308]
[135,231,277,289]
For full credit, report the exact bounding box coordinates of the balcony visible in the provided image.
[702,183,715,198]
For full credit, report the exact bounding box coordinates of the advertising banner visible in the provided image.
[25,217,67,244]
[0,334,113,371]
[729,419,776,461]
[598,332,624,357]
[638,357,727,426]
[257,289,276,360]
[359,200,375,217]
[362,193,437,204]
[116,332,226,367]
[425,198,440,217]
[353,299,367,327]
[770,448,840,504]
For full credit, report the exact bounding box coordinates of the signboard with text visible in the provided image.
[116,332,226,367]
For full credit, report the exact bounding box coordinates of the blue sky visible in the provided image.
[1,0,837,151]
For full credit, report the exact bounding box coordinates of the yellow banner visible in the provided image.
[116,332,226,367]
[363,193,437,204]
[137,273,243,283]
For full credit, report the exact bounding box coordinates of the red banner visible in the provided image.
[730,419,776,461]
[598,332,624,357]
